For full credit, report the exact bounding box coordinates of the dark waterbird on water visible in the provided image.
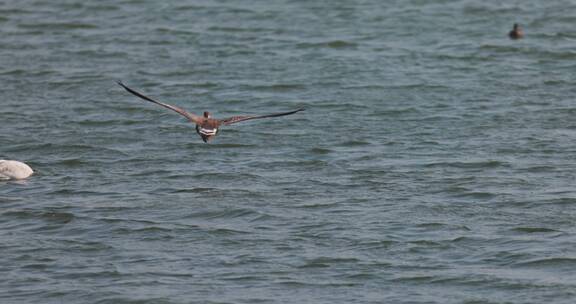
[509,23,524,39]
[118,82,304,143]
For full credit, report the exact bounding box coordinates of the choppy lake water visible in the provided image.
[2,0,576,303]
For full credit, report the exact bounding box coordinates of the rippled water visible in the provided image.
[2,0,576,303]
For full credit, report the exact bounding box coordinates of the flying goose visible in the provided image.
[118,82,304,143]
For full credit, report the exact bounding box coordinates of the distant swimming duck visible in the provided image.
[509,23,524,39]
[118,82,304,143]
[0,160,34,180]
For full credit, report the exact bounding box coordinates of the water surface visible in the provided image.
[1,1,576,303]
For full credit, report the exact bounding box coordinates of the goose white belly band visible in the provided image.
[199,128,217,136]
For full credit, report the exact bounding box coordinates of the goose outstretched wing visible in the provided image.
[118,82,202,124]
[220,108,304,125]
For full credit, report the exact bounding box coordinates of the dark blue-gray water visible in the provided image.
[2,0,576,303]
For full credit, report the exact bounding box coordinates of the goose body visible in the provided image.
[0,160,34,180]
[118,82,304,143]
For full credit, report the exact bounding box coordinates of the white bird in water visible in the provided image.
[0,160,34,180]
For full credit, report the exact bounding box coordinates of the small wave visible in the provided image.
[240,83,307,92]
[297,40,358,49]
[397,83,453,90]
[74,119,144,127]
[138,69,204,78]
[4,142,103,154]
[95,217,156,225]
[543,79,575,86]
[392,274,436,283]
[56,270,122,280]
[154,27,198,36]
[292,201,339,210]
[18,22,98,30]
[207,26,269,33]
[191,172,261,182]
[341,84,387,90]
[169,187,217,193]
[453,191,496,200]
[187,208,260,220]
[0,8,34,15]
[214,143,258,149]
[416,222,471,231]
[449,236,486,244]
[463,5,524,15]
[62,49,127,59]
[479,44,522,53]
[511,227,560,234]
[3,210,75,224]
[349,240,398,251]
[49,189,103,197]
[85,4,119,12]
[546,198,576,206]
[128,169,173,177]
[220,275,269,282]
[519,165,557,173]
[172,4,206,11]
[298,256,360,269]
[0,196,24,202]
[208,227,251,236]
[58,158,87,167]
[309,147,332,155]
[58,239,114,252]
[514,257,576,268]
[546,51,576,60]
[114,226,175,234]
[309,103,368,112]
[424,160,507,169]
[338,140,371,147]
[368,107,420,117]
[0,69,55,76]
